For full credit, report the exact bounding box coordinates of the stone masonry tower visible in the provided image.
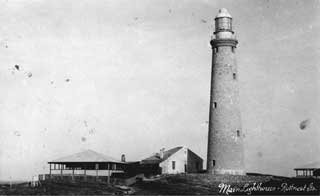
[207,8,245,175]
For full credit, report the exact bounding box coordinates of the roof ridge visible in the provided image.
[164,146,183,152]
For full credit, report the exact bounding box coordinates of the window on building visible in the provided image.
[172,161,176,170]
[212,160,215,167]
[214,102,217,108]
[233,73,236,80]
[237,130,240,137]
[216,47,219,53]
[232,47,235,53]
[196,162,199,170]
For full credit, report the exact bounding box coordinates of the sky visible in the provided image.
[0,0,319,181]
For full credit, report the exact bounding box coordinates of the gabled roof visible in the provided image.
[294,161,320,170]
[49,149,123,163]
[141,146,183,164]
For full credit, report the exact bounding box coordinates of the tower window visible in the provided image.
[232,47,235,53]
[216,47,219,53]
[233,73,236,80]
[214,102,217,108]
[237,130,240,137]
[212,160,215,167]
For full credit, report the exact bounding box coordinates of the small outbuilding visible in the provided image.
[294,161,320,178]
[141,146,203,175]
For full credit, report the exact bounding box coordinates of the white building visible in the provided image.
[141,146,203,174]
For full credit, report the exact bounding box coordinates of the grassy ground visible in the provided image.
[0,180,127,195]
[1,174,320,195]
[133,174,320,195]
[132,174,272,195]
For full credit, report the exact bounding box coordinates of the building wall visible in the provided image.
[207,44,245,175]
[159,147,203,174]
[187,149,203,173]
[160,148,187,174]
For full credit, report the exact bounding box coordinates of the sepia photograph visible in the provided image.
[0,0,319,195]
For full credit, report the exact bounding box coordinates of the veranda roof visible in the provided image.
[48,149,124,164]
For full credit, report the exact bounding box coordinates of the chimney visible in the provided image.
[160,148,165,159]
[121,154,126,162]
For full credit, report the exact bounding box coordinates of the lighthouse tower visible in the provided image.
[207,8,245,175]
